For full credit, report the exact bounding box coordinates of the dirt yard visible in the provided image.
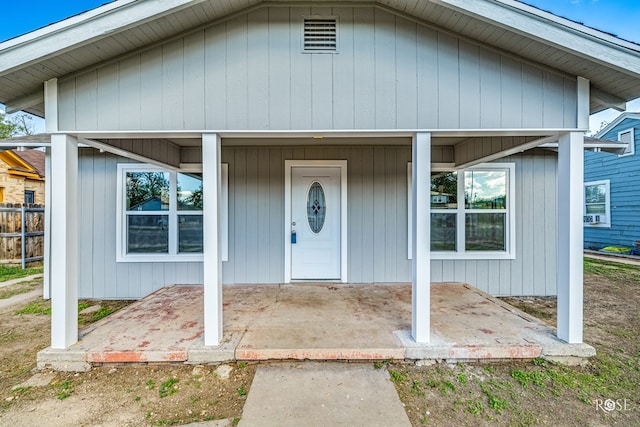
[0,257,638,426]
[393,257,640,426]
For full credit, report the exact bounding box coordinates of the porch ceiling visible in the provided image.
[78,132,561,171]
[0,0,639,117]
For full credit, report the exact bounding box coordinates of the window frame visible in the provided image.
[407,162,516,260]
[24,190,35,204]
[116,163,228,263]
[617,128,635,157]
[583,179,611,228]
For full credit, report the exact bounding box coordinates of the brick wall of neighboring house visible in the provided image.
[0,151,45,204]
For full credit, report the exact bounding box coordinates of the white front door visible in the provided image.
[290,166,341,280]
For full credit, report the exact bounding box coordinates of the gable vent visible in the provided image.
[618,128,635,157]
[303,17,337,52]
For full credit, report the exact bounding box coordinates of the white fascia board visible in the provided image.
[435,0,640,77]
[594,113,640,138]
[0,0,208,76]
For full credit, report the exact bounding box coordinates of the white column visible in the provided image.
[50,134,78,349]
[44,78,59,133]
[202,133,223,346]
[412,132,431,343]
[577,77,590,131]
[557,131,584,343]
[43,78,57,301]
[43,147,51,300]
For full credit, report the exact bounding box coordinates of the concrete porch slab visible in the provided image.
[37,283,595,370]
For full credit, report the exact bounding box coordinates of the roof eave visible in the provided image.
[0,0,207,77]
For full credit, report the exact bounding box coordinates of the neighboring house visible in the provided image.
[584,112,640,251]
[1,0,640,352]
[0,148,45,204]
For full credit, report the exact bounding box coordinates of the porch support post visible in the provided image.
[557,131,584,343]
[43,147,51,300]
[50,134,78,349]
[202,133,223,346]
[412,132,431,343]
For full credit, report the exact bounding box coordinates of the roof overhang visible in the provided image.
[1,0,639,117]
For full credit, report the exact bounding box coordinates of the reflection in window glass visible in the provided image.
[431,213,456,251]
[585,184,606,214]
[465,213,505,251]
[464,171,506,210]
[178,173,203,210]
[126,172,169,211]
[178,215,203,253]
[431,172,457,209]
[127,215,169,253]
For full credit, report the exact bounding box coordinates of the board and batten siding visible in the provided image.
[584,119,640,250]
[77,150,203,299]
[77,145,557,299]
[58,6,577,132]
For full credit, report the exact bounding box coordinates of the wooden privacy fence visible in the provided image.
[0,203,45,268]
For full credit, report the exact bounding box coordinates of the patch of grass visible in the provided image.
[456,373,468,385]
[90,307,114,322]
[56,380,74,400]
[374,358,394,370]
[480,384,508,414]
[584,258,640,281]
[146,380,156,390]
[0,329,19,345]
[15,300,50,315]
[12,386,31,396]
[158,378,179,398]
[389,370,406,383]
[237,386,247,397]
[466,399,484,415]
[0,266,43,282]
[237,361,247,369]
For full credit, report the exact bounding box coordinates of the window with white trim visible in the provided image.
[618,128,635,157]
[408,163,516,260]
[117,164,228,262]
[583,180,610,228]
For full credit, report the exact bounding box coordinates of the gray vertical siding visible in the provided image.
[220,145,413,284]
[77,145,557,298]
[58,6,577,132]
[429,149,558,296]
[77,150,203,300]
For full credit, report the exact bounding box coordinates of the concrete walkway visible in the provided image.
[239,362,411,427]
[38,282,595,371]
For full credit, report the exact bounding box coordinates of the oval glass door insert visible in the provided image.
[307,181,326,233]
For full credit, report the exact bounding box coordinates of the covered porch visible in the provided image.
[37,282,595,371]
[45,129,588,354]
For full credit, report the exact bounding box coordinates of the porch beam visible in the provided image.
[78,138,181,171]
[591,87,626,112]
[5,89,44,114]
[453,135,556,169]
[202,133,223,346]
[412,132,431,343]
[557,131,584,343]
[50,134,79,349]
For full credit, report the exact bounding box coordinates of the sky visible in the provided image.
[1,0,640,133]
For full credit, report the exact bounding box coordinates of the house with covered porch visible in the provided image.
[1,0,639,365]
